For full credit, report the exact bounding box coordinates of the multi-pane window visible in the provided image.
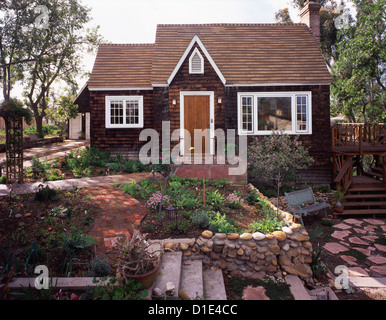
[241,96,253,133]
[105,96,143,128]
[238,92,311,135]
[296,96,308,132]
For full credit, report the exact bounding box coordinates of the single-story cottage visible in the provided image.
[73,2,332,184]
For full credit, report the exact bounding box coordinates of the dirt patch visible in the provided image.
[0,187,101,279]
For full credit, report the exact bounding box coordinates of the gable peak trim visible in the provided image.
[167,35,226,85]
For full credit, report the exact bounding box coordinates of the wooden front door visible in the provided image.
[184,95,210,155]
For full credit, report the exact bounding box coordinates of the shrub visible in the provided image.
[248,132,313,193]
[209,212,236,234]
[192,211,210,229]
[166,218,192,234]
[89,257,112,277]
[225,192,244,209]
[206,190,224,210]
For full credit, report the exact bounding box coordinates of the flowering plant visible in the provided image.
[146,191,171,212]
[225,192,244,209]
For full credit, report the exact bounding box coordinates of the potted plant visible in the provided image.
[115,229,162,289]
[333,187,345,213]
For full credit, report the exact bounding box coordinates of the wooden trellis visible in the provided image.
[3,115,24,184]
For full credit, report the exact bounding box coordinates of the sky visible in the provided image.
[7,0,355,99]
[76,0,301,88]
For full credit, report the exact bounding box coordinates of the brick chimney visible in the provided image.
[300,1,321,44]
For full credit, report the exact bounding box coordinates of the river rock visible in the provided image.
[202,230,213,239]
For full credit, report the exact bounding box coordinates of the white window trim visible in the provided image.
[105,96,144,129]
[189,47,204,74]
[237,92,312,135]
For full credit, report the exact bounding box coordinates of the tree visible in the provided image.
[45,90,79,136]
[331,0,386,123]
[22,0,101,137]
[0,0,36,101]
[275,8,293,24]
[275,0,350,69]
[248,133,313,194]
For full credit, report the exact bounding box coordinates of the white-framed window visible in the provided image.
[105,96,144,129]
[237,92,312,135]
[189,47,204,74]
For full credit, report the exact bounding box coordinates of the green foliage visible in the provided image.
[0,99,33,125]
[332,0,386,123]
[209,212,236,234]
[34,184,59,202]
[166,218,192,234]
[248,200,285,234]
[89,257,112,277]
[244,188,261,205]
[225,192,244,209]
[206,190,225,210]
[192,211,211,229]
[91,277,146,300]
[311,246,328,276]
[248,133,313,191]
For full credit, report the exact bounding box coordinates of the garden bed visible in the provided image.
[0,186,102,279]
[114,176,286,240]
[22,147,152,183]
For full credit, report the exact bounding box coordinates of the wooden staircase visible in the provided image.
[338,176,386,217]
[364,163,384,181]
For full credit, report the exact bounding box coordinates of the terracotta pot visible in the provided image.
[334,200,344,213]
[118,257,161,289]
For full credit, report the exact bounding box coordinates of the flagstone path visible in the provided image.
[323,218,386,277]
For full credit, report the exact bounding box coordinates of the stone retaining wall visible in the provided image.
[162,185,314,281]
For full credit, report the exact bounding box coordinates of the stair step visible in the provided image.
[364,171,383,179]
[348,187,386,193]
[179,259,203,300]
[344,201,386,207]
[337,208,386,215]
[203,267,227,300]
[371,167,383,174]
[345,194,386,200]
[153,251,182,300]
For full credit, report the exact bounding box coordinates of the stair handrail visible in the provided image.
[334,155,353,192]
[382,152,386,186]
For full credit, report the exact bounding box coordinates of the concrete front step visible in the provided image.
[179,259,204,299]
[203,267,227,300]
[153,251,183,300]
[152,250,227,300]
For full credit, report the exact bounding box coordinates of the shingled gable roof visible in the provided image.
[88,23,332,90]
[88,43,154,90]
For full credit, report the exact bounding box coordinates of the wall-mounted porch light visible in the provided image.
[172,99,177,105]
[217,97,222,104]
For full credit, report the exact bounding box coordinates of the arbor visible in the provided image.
[331,0,386,123]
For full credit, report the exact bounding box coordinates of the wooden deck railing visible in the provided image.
[332,123,386,153]
[333,154,353,192]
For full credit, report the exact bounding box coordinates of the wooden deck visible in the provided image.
[332,124,386,217]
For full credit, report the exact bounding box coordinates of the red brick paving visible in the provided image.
[86,185,147,258]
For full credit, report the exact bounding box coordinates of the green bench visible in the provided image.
[285,187,330,226]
